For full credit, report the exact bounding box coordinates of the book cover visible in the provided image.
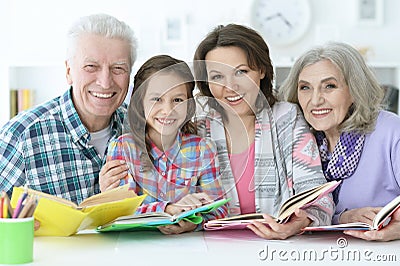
[97,198,230,232]
[11,185,146,236]
[17,88,33,112]
[204,181,340,231]
[9,89,18,118]
[303,194,400,232]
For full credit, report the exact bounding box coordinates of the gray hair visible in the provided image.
[66,13,137,69]
[279,42,384,134]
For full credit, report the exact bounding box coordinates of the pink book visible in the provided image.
[204,181,341,231]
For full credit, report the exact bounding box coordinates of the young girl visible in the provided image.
[99,55,227,234]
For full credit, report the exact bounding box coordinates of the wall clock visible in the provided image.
[251,0,312,46]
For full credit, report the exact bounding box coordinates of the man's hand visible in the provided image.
[34,220,40,231]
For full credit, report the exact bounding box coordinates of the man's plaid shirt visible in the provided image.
[0,88,126,204]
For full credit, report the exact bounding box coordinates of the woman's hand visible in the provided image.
[343,208,400,241]
[339,207,382,225]
[247,208,312,240]
[99,160,128,192]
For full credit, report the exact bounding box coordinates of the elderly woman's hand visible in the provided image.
[246,208,311,240]
[339,207,381,225]
[343,208,400,241]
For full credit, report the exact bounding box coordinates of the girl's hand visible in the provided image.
[247,208,312,240]
[99,160,128,192]
[158,220,197,234]
[165,192,213,216]
[339,207,381,225]
[344,207,400,241]
[159,193,212,234]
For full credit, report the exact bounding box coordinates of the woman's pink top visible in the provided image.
[229,141,256,214]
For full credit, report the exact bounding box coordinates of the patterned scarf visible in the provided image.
[315,131,365,204]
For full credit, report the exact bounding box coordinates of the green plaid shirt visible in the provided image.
[0,88,126,204]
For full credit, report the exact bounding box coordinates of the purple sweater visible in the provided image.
[333,110,400,223]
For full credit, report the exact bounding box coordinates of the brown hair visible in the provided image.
[128,55,196,165]
[193,24,276,117]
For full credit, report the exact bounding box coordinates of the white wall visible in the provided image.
[6,0,400,63]
[1,0,400,126]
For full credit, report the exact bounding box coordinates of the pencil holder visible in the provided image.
[0,217,34,264]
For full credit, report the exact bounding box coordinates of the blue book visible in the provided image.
[97,198,230,232]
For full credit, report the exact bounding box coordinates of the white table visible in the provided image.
[17,230,400,266]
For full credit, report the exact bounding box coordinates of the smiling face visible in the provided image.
[66,33,131,132]
[144,73,189,150]
[297,59,353,142]
[205,46,265,118]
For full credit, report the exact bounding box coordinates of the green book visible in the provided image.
[97,198,230,232]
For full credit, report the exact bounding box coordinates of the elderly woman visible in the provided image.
[280,42,400,241]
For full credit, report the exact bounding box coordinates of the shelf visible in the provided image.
[8,65,67,107]
[0,64,9,127]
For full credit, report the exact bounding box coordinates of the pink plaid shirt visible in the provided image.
[106,132,228,222]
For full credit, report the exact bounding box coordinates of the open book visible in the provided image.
[303,194,400,232]
[204,181,340,231]
[11,185,146,236]
[97,198,230,232]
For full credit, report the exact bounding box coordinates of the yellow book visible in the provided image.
[9,89,18,118]
[11,185,146,236]
[21,88,33,111]
[16,88,33,113]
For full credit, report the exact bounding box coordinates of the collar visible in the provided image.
[59,87,126,146]
[149,133,182,162]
